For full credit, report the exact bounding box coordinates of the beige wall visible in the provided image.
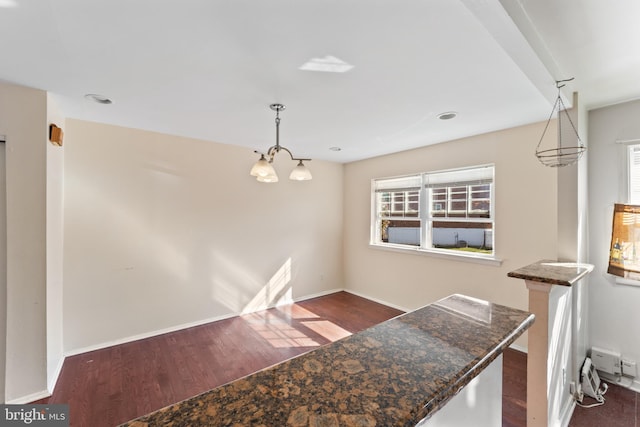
[0,82,48,402]
[63,119,344,353]
[588,99,640,391]
[343,121,559,348]
[46,94,65,392]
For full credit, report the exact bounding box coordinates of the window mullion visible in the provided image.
[421,185,429,249]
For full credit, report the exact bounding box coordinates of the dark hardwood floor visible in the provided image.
[42,292,403,426]
[35,291,638,427]
[569,381,639,427]
[503,347,528,427]
[503,348,639,427]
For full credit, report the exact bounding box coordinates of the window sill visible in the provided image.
[369,243,503,266]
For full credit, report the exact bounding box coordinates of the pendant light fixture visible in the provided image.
[535,78,586,167]
[250,104,312,183]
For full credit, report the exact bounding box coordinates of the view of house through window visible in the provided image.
[372,165,494,257]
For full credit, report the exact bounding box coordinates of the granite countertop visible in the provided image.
[121,294,534,427]
[507,259,594,286]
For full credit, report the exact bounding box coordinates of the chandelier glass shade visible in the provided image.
[250,104,312,183]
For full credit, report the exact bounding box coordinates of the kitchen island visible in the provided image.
[121,294,533,427]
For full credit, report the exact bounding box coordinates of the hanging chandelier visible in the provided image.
[250,104,312,183]
[535,78,586,168]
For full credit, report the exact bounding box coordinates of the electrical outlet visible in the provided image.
[622,359,637,378]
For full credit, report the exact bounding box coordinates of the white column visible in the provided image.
[525,280,552,427]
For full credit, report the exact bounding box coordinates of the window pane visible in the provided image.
[472,184,490,192]
[391,192,405,216]
[425,176,494,254]
[406,191,419,217]
[383,219,421,246]
[432,188,446,217]
[450,201,467,212]
[432,188,446,198]
[429,183,492,220]
[378,192,390,216]
[450,187,467,200]
[432,221,493,254]
[383,190,420,218]
[472,191,490,199]
[470,201,490,217]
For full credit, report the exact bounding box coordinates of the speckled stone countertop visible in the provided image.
[121,294,534,427]
[507,259,594,286]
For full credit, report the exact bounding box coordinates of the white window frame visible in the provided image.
[628,144,640,204]
[371,165,498,264]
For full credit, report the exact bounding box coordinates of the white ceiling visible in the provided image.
[0,0,638,162]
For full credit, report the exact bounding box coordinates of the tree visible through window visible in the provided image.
[372,165,494,257]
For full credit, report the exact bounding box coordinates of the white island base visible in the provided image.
[417,355,503,427]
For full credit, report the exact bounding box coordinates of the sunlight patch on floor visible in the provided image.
[276,304,320,320]
[301,320,352,342]
[245,312,321,348]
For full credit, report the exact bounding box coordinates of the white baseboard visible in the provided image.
[48,355,66,395]
[65,287,347,358]
[598,371,640,393]
[559,394,576,427]
[7,356,65,404]
[65,310,242,357]
[342,289,411,313]
[6,390,50,405]
[5,358,64,404]
[294,288,345,303]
